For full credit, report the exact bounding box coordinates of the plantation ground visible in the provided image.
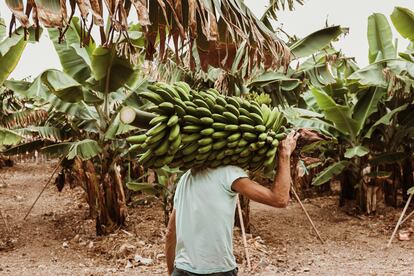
[0,161,414,276]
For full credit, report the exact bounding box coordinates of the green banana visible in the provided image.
[212,122,226,130]
[167,115,179,127]
[198,137,213,146]
[223,112,238,124]
[139,91,164,105]
[127,134,147,144]
[154,139,169,156]
[168,124,180,141]
[147,122,168,136]
[182,133,202,143]
[200,128,214,136]
[212,140,227,150]
[200,117,214,125]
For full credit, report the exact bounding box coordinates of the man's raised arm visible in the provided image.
[232,131,300,208]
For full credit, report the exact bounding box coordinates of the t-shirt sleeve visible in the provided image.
[221,165,248,196]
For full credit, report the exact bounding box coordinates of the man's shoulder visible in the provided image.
[210,165,247,178]
[215,165,245,172]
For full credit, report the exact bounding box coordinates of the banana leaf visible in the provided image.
[312,160,350,186]
[42,139,102,160]
[391,7,414,43]
[348,63,387,87]
[344,146,370,159]
[367,13,395,63]
[67,139,101,160]
[247,71,300,91]
[0,18,6,40]
[310,87,359,139]
[91,46,139,92]
[290,26,345,58]
[0,127,23,145]
[0,29,27,86]
[353,87,386,135]
[2,140,52,155]
[4,78,49,101]
[16,126,62,141]
[48,17,94,82]
[5,0,29,27]
[33,0,65,28]
[365,104,409,138]
[126,182,159,194]
[40,69,84,102]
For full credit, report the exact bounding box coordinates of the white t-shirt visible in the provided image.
[173,165,248,274]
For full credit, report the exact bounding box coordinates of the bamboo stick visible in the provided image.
[387,193,413,248]
[23,157,63,220]
[291,184,324,244]
[400,209,414,225]
[236,195,251,270]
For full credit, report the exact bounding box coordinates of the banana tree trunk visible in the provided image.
[72,156,127,235]
[339,168,356,207]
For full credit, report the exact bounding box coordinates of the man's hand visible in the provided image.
[279,131,300,157]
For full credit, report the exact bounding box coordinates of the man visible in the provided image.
[165,130,305,275]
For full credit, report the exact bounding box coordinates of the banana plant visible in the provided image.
[2,18,155,235]
[311,9,414,209]
[245,25,348,107]
[0,18,42,146]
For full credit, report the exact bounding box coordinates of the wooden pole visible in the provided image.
[23,157,63,220]
[400,209,414,225]
[387,193,413,248]
[291,184,324,244]
[237,195,251,270]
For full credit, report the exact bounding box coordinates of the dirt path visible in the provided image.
[250,199,414,275]
[1,161,414,275]
[0,161,117,275]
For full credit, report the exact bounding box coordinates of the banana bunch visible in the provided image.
[126,82,287,173]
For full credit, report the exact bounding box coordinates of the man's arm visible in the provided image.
[165,209,176,275]
[232,131,299,208]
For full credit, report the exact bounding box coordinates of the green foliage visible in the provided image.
[48,18,94,82]
[290,26,346,58]
[312,161,351,186]
[365,104,408,138]
[344,146,369,159]
[0,27,27,86]
[367,13,396,63]
[391,7,414,42]
[0,128,22,145]
[310,87,358,139]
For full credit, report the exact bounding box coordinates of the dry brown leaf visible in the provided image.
[131,0,150,26]
[5,0,30,27]
[89,0,104,26]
